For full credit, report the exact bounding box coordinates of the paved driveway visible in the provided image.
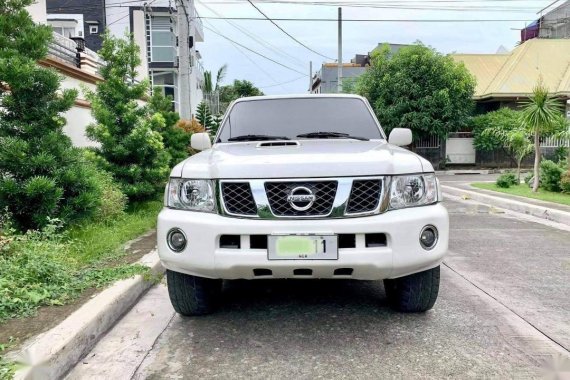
[68,198,570,379]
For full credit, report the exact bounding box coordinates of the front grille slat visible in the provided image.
[221,182,257,216]
[346,179,382,214]
[265,181,337,217]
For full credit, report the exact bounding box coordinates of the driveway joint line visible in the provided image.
[129,308,177,379]
[442,260,569,354]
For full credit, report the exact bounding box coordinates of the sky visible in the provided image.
[193,0,559,94]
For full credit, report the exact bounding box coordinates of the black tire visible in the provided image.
[166,270,222,316]
[383,266,440,313]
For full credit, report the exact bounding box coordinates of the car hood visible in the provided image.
[172,140,432,179]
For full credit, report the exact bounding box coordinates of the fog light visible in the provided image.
[419,225,438,250]
[167,228,187,252]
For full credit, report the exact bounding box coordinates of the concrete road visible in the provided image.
[67,198,570,379]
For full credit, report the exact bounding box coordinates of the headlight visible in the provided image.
[389,174,438,210]
[167,179,216,212]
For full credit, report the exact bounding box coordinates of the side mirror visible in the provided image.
[191,132,212,151]
[388,128,412,146]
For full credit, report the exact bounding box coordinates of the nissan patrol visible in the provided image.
[158,94,449,315]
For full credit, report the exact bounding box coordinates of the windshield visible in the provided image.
[217,97,384,142]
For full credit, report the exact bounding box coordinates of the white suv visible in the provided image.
[158,95,448,315]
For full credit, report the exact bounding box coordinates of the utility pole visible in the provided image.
[309,61,312,93]
[177,0,191,119]
[337,7,342,93]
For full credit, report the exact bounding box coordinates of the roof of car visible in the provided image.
[232,94,367,104]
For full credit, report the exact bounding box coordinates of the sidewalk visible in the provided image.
[442,182,570,227]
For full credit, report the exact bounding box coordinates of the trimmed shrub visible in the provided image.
[0,2,101,230]
[539,160,564,192]
[86,33,170,201]
[561,170,570,193]
[148,89,193,167]
[496,172,518,188]
[524,172,534,186]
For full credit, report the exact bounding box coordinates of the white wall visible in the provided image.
[63,106,97,147]
[27,0,47,24]
[60,73,98,147]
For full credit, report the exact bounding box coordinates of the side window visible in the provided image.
[89,25,99,35]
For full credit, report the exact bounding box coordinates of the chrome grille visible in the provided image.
[346,179,382,214]
[221,182,257,216]
[265,181,337,217]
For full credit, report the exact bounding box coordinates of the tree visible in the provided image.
[203,64,227,94]
[355,43,476,141]
[148,88,192,167]
[86,32,170,201]
[0,0,101,230]
[473,108,534,182]
[219,79,264,105]
[520,79,565,192]
[196,101,213,131]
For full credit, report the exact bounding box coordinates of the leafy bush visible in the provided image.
[92,169,127,222]
[148,89,192,167]
[539,160,564,192]
[86,33,170,201]
[496,172,518,188]
[0,0,101,231]
[524,172,534,187]
[553,146,568,164]
[560,170,570,193]
[177,118,205,134]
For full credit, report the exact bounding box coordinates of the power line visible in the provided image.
[199,16,537,22]
[196,0,306,68]
[245,0,335,60]
[258,75,307,88]
[203,20,286,90]
[202,23,306,75]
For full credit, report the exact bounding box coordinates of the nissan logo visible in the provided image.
[287,186,316,211]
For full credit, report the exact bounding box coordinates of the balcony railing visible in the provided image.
[48,32,104,75]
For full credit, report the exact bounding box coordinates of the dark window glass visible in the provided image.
[218,97,384,142]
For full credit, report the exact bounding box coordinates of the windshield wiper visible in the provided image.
[296,131,369,141]
[227,134,291,142]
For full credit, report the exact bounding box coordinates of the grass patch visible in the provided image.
[472,183,570,206]
[0,200,162,323]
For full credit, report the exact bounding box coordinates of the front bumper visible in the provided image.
[157,203,449,280]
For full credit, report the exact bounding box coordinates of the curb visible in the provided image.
[442,185,570,227]
[8,248,164,380]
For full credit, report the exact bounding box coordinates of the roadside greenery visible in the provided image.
[495,172,518,188]
[473,183,570,206]
[147,89,192,168]
[196,101,214,132]
[0,0,101,231]
[353,43,476,142]
[0,201,161,323]
[86,32,170,201]
[520,80,567,192]
[219,79,264,108]
[472,109,534,182]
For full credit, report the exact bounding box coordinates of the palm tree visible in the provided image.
[520,79,565,192]
[214,64,227,92]
[203,64,227,94]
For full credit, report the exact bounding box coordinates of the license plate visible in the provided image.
[268,235,338,260]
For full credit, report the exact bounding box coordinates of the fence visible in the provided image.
[49,33,79,67]
[541,136,570,148]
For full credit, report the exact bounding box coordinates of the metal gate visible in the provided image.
[446,132,475,164]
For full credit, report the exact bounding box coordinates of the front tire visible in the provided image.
[383,266,440,312]
[166,270,222,316]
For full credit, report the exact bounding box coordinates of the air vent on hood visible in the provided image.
[256,141,300,148]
